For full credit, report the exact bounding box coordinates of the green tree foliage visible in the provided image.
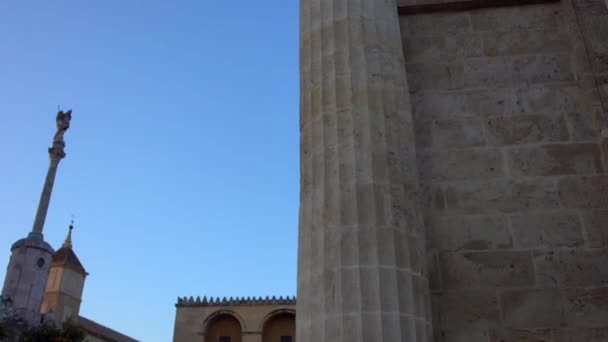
[20,319,85,342]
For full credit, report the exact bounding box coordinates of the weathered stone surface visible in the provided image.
[483,114,570,146]
[535,250,608,287]
[298,0,608,340]
[564,288,608,328]
[489,328,553,342]
[419,149,503,181]
[429,215,511,251]
[403,33,482,64]
[406,63,465,90]
[428,252,441,291]
[482,30,569,56]
[572,0,608,14]
[299,0,431,340]
[414,116,485,149]
[558,175,608,208]
[437,330,491,342]
[401,12,472,36]
[514,86,583,115]
[581,209,608,248]
[445,179,560,214]
[508,144,603,176]
[432,291,499,330]
[501,289,566,328]
[463,57,512,88]
[439,251,535,289]
[566,111,601,141]
[511,211,584,248]
[513,55,575,84]
[554,328,608,342]
[470,5,559,31]
[578,15,608,73]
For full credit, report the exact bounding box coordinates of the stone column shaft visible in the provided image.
[30,157,61,238]
[297,0,432,341]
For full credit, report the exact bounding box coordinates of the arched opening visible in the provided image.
[262,311,295,342]
[203,312,243,342]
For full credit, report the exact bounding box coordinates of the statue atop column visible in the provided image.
[53,110,71,144]
[49,110,71,160]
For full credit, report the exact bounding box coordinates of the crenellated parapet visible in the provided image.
[175,295,296,307]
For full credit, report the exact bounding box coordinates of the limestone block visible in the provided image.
[403,33,482,64]
[489,328,553,342]
[578,14,608,73]
[463,57,513,88]
[558,175,608,208]
[437,330,492,342]
[500,289,566,328]
[432,290,499,331]
[483,114,569,145]
[566,111,601,141]
[419,149,504,182]
[507,144,603,176]
[439,251,535,289]
[445,179,560,214]
[563,287,608,328]
[535,250,608,287]
[413,117,485,149]
[400,12,472,37]
[598,73,608,101]
[510,211,584,248]
[572,0,608,14]
[406,63,464,90]
[427,252,441,291]
[554,328,608,342]
[429,215,512,251]
[417,183,446,213]
[580,209,608,248]
[513,55,575,84]
[482,30,569,56]
[514,86,582,115]
[470,5,559,32]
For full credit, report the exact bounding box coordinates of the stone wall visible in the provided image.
[173,303,295,342]
[570,0,608,131]
[399,1,608,341]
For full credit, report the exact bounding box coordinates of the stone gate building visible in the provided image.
[173,296,295,342]
[297,0,608,341]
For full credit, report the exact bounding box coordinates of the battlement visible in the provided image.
[175,295,296,307]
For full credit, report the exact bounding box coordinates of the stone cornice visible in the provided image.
[176,296,296,307]
[398,0,560,15]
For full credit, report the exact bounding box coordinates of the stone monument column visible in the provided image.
[1,110,72,324]
[297,1,431,341]
[30,137,67,239]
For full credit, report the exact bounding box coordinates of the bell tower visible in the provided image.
[1,110,72,324]
[41,223,88,322]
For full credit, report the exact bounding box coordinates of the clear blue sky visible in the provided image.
[0,2,299,341]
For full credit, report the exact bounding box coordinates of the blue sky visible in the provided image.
[0,2,299,341]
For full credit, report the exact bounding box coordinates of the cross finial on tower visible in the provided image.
[63,216,74,248]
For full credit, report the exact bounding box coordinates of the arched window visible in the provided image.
[203,312,243,342]
[262,311,295,342]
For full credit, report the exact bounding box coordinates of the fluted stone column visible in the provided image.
[297,1,432,341]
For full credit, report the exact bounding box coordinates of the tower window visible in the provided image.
[281,337,292,342]
[219,337,231,342]
[36,258,45,269]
